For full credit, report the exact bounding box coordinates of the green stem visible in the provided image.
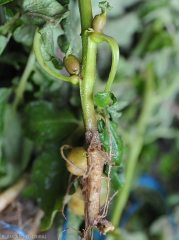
[80,33,97,131]
[78,0,97,132]
[78,1,120,131]
[90,32,119,92]
[111,64,154,226]
[13,50,35,109]
[33,28,79,85]
[78,0,93,32]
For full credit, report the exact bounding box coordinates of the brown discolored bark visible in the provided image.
[81,130,115,239]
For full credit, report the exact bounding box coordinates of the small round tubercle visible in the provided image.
[63,54,81,75]
[92,13,106,32]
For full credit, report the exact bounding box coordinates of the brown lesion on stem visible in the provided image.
[60,116,116,239]
[60,123,116,239]
[81,130,115,239]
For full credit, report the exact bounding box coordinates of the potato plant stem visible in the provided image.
[111,65,154,226]
[78,1,104,238]
[80,36,97,131]
[78,0,92,33]
[78,0,97,132]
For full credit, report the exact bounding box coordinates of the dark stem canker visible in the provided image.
[83,130,104,225]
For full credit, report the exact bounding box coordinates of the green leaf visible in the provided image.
[0,35,9,55]
[106,93,123,122]
[4,7,14,19]
[58,15,81,56]
[22,0,69,27]
[39,24,54,60]
[13,24,36,47]
[94,91,111,107]
[22,0,69,68]
[109,166,124,191]
[95,92,123,122]
[0,0,13,6]
[0,104,33,188]
[98,119,123,165]
[23,101,78,143]
[51,57,63,70]
[23,144,68,230]
[57,34,70,53]
[39,25,62,69]
[56,0,69,6]
[0,88,10,163]
[0,88,10,121]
